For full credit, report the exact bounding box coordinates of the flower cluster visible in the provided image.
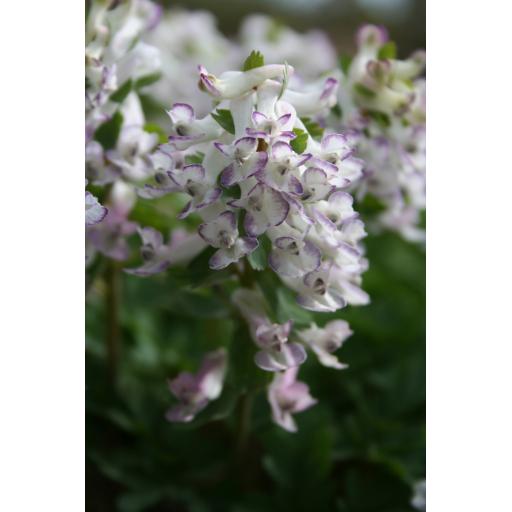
[85,3,425,433]
[143,60,368,314]
[138,57,368,430]
[337,24,426,242]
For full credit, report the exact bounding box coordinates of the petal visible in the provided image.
[252,111,267,127]
[167,103,195,125]
[277,113,292,126]
[124,259,170,277]
[85,192,107,226]
[321,133,349,153]
[209,248,236,270]
[198,211,237,247]
[319,77,339,101]
[220,163,237,187]
[234,136,258,157]
[137,227,163,248]
[271,141,293,161]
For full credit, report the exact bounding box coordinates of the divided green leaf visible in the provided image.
[110,79,133,103]
[242,50,265,71]
[247,236,272,271]
[94,111,124,150]
[211,109,235,134]
[377,41,397,61]
[301,117,325,140]
[135,72,162,89]
[354,83,376,99]
[290,128,308,154]
[339,54,353,75]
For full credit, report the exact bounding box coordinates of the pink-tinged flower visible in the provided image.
[166,103,223,150]
[86,208,138,262]
[297,320,352,369]
[85,190,107,226]
[229,183,289,237]
[232,288,307,372]
[356,24,389,49]
[246,111,295,142]
[255,141,310,195]
[106,116,159,182]
[215,137,268,187]
[198,63,291,99]
[198,211,258,270]
[311,192,358,227]
[268,236,321,278]
[267,367,317,432]
[125,227,171,276]
[166,349,227,423]
[294,263,348,313]
[138,147,182,199]
[309,133,354,181]
[253,321,307,372]
[169,164,222,219]
[301,167,334,202]
[282,77,339,116]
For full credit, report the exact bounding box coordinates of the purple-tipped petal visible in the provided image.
[321,133,349,153]
[320,77,339,101]
[277,113,292,126]
[220,163,236,187]
[252,111,268,126]
[271,141,293,160]
[85,191,108,226]
[234,136,258,157]
[167,103,195,125]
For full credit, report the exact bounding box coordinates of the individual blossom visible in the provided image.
[85,180,107,226]
[198,63,291,99]
[233,289,307,372]
[169,164,222,219]
[215,136,268,187]
[125,227,172,276]
[297,320,352,369]
[336,24,426,243]
[166,349,227,423]
[267,367,317,432]
[198,211,258,270]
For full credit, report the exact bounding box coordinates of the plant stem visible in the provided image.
[235,390,253,460]
[105,261,121,384]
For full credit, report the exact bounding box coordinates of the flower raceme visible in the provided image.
[140,59,369,318]
[143,56,369,431]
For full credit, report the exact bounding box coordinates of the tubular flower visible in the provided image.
[166,349,227,423]
[267,367,317,432]
[140,56,369,315]
[337,24,426,242]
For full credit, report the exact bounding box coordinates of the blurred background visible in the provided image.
[86,1,425,511]
[161,0,425,56]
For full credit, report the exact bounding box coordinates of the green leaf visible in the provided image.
[331,104,343,119]
[290,128,308,154]
[378,41,397,60]
[247,236,271,271]
[143,123,167,144]
[110,79,133,103]
[134,72,162,89]
[354,83,376,99]
[94,111,123,150]
[242,50,265,71]
[301,117,325,140]
[185,152,205,165]
[339,54,353,75]
[211,109,235,135]
[276,287,313,325]
[366,110,391,129]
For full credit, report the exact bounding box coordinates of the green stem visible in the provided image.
[105,261,121,384]
[236,391,253,459]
